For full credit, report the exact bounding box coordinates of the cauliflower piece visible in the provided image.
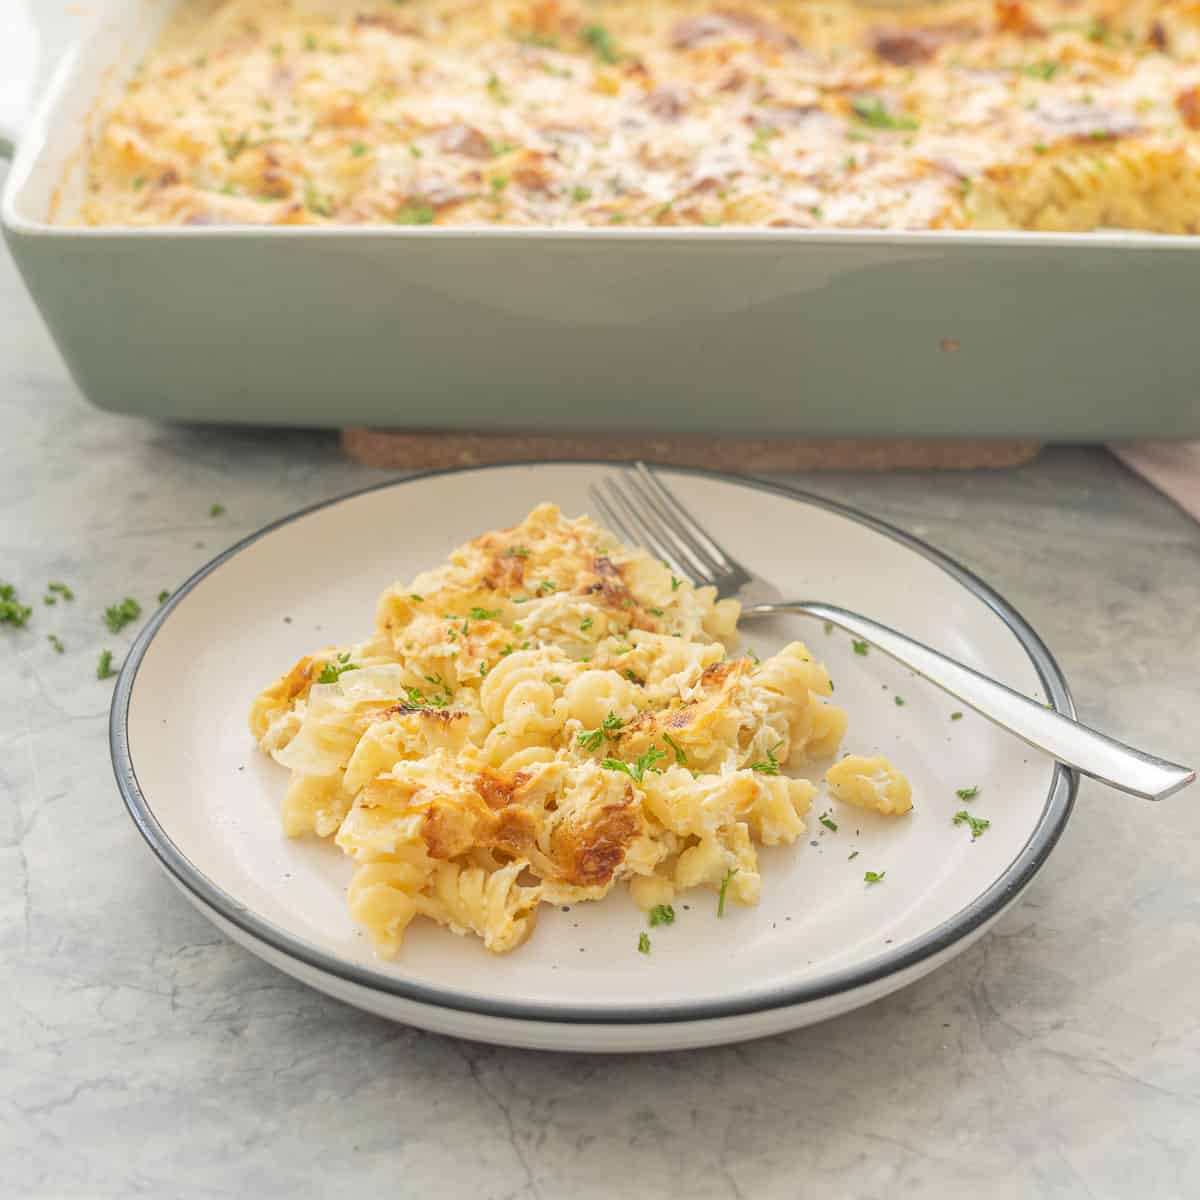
[825,755,913,816]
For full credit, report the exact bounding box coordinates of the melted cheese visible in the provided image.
[80,0,1200,231]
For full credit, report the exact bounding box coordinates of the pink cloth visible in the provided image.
[1112,443,1200,524]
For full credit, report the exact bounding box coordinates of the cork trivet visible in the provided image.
[342,429,1041,473]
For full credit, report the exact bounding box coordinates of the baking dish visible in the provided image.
[3,0,1199,437]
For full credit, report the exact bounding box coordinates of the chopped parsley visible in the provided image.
[750,125,779,153]
[96,649,118,679]
[670,575,682,591]
[578,711,625,752]
[490,175,509,195]
[486,73,509,103]
[638,931,651,954]
[823,621,834,635]
[395,205,435,225]
[0,582,32,629]
[1033,142,1049,155]
[303,180,332,217]
[506,545,531,559]
[47,634,64,654]
[579,616,594,633]
[852,640,870,656]
[818,812,838,832]
[469,606,502,621]
[317,652,359,685]
[157,590,170,605]
[537,580,556,594]
[954,810,990,840]
[894,695,906,707]
[103,597,141,634]
[601,744,665,784]
[950,711,964,721]
[851,96,919,132]
[748,744,781,775]
[209,502,225,517]
[303,33,318,51]
[571,185,592,203]
[955,786,981,801]
[410,593,423,602]
[717,868,737,917]
[848,850,859,861]
[581,23,620,63]
[864,870,886,884]
[662,732,687,766]
[350,141,368,157]
[648,607,665,617]
[1021,60,1060,81]
[648,904,675,927]
[47,582,74,601]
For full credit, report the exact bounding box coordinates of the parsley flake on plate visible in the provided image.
[954,810,990,839]
[648,904,675,927]
[864,870,886,884]
[96,649,118,679]
[638,931,651,954]
[818,812,838,832]
[852,639,870,656]
[955,786,980,801]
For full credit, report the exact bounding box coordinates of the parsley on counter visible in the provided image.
[97,649,118,679]
[103,597,141,634]
[648,904,675,927]
[0,582,32,629]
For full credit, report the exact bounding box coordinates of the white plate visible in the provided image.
[111,464,1076,1052]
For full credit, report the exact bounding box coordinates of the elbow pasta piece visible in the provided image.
[825,755,914,816]
[251,503,911,955]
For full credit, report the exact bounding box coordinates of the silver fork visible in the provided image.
[590,462,1195,803]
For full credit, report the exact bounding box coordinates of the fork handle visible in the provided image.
[747,601,1195,802]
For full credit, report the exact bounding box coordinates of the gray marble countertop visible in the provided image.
[3,219,1200,1196]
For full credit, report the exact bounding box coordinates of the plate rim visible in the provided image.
[110,461,1079,1027]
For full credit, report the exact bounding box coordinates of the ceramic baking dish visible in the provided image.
[3,0,1199,437]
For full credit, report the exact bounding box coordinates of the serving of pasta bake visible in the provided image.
[249,504,911,957]
[81,0,1200,231]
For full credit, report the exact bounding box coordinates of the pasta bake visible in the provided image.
[81,0,1200,231]
[250,503,908,956]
